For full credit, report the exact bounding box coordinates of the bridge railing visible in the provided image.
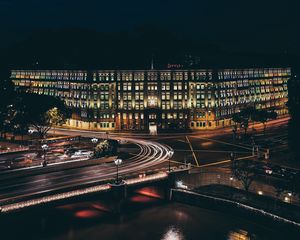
[0,171,170,213]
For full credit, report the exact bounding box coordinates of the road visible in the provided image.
[0,117,293,205]
[0,137,172,205]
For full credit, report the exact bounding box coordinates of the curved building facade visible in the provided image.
[11,68,290,131]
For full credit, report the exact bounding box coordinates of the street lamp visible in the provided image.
[232,125,237,142]
[114,158,122,184]
[168,150,174,172]
[28,129,34,135]
[230,176,233,187]
[288,192,292,203]
[91,137,98,145]
[91,138,99,159]
[28,129,34,144]
[230,152,235,162]
[41,144,49,167]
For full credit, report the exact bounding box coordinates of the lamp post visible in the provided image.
[288,192,292,204]
[91,137,98,150]
[114,158,122,184]
[256,145,260,159]
[230,176,233,187]
[251,136,256,157]
[230,152,235,162]
[91,138,99,158]
[232,125,237,142]
[91,137,98,145]
[168,150,174,172]
[229,176,234,198]
[41,144,49,167]
[28,129,34,145]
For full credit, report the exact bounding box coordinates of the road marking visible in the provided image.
[198,155,254,168]
[177,139,188,143]
[185,136,199,166]
[192,135,253,151]
[199,160,231,168]
[168,159,197,167]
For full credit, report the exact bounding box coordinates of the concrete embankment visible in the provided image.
[171,189,300,234]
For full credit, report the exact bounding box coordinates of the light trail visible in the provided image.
[0,137,173,206]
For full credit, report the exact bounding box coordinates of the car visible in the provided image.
[71,150,93,158]
[65,147,78,155]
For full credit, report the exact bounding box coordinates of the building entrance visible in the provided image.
[149,122,158,135]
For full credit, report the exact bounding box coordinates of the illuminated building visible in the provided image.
[11,68,290,131]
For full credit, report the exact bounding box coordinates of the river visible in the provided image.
[0,195,298,240]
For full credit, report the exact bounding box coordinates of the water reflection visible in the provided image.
[227,229,254,240]
[0,198,296,240]
[161,226,185,240]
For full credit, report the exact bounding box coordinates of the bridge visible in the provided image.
[0,168,189,214]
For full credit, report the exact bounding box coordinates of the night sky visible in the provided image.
[0,0,298,55]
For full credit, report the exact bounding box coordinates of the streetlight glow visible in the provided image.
[114,158,123,184]
[168,150,174,172]
[41,144,49,167]
[28,129,34,134]
[114,158,122,166]
[41,144,49,150]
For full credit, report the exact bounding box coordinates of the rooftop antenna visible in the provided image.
[151,54,154,70]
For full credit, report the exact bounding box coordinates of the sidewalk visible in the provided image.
[190,116,290,137]
[51,116,290,137]
[0,142,28,155]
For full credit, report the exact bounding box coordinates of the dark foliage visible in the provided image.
[0,71,69,139]
[231,160,256,192]
[287,70,300,159]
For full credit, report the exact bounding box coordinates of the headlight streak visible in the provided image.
[0,137,174,211]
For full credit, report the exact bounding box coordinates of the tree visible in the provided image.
[6,105,30,140]
[232,107,252,136]
[0,71,15,138]
[15,93,68,138]
[233,107,277,136]
[47,107,67,134]
[47,107,66,126]
[94,139,119,158]
[253,110,278,134]
[287,72,300,160]
[250,108,260,130]
[94,140,113,158]
[231,160,256,192]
